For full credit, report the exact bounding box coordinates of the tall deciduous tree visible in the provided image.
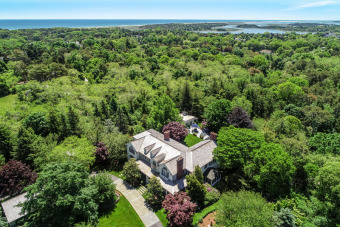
[147,95,180,131]
[24,112,49,136]
[216,190,274,227]
[22,161,98,226]
[14,127,36,165]
[204,99,232,132]
[0,160,37,197]
[162,191,197,227]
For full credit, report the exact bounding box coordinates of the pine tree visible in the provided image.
[185,174,206,207]
[109,97,117,115]
[67,106,79,136]
[48,108,60,135]
[100,100,109,120]
[181,81,192,112]
[0,123,13,162]
[145,176,164,207]
[59,113,69,141]
[194,165,204,184]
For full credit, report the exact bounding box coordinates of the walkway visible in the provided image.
[110,175,163,227]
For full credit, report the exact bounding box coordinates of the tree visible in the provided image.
[309,133,340,155]
[227,107,254,129]
[278,82,304,104]
[147,95,180,131]
[251,55,269,73]
[162,191,197,227]
[214,126,265,171]
[162,122,188,141]
[67,106,80,136]
[95,142,109,163]
[122,158,141,187]
[14,127,36,165]
[181,81,192,112]
[22,161,98,226]
[0,123,13,162]
[231,96,253,115]
[273,208,296,227]
[216,190,274,227]
[185,174,206,207]
[102,129,131,166]
[90,172,116,210]
[194,165,203,184]
[314,162,340,224]
[245,143,296,200]
[48,136,95,167]
[204,99,232,132]
[145,176,164,207]
[0,160,37,197]
[24,112,49,136]
[47,108,60,135]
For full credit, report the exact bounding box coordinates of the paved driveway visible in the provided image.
[112,177,163,227]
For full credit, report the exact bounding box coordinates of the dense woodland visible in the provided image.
[0,25,340,226]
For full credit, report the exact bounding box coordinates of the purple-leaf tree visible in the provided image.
[162,122,188,141]
[162,191,197,227]
[227,107,254,129]
[0,160,37,197]
[95,142,109,163]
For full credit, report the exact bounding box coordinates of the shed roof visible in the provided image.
[1,193,27,224]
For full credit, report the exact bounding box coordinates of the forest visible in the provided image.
[0,26,339,226]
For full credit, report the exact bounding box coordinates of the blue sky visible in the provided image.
[0,0,339,20]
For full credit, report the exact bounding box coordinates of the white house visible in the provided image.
[126,129,221,194]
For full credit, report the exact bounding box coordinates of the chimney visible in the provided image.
[201,119,207,129]
[164,130,170,141]
[210,132,217,141]
[177,157,184,179]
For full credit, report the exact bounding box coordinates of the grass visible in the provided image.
[0,94,17,115]
[192,200,221,226]
[184,134,204,147]
[109,170,126,181]
[155,208,168,227]
[98,194,145,227]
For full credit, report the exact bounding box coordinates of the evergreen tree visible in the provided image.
[0,123,13,162]
[109,97,118,115]
[48,108,60,135]
[194,165,204,184]
[185,174,206,207]
[14,127,36,165]
[100,100,109,120]
[181,81,192,112]
[59,113,69,140]
[67,106,80,136]
[145,176,164,207]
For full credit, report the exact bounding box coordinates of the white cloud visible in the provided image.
[288,0,337,10]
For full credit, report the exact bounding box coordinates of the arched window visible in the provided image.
[162,167,169,178]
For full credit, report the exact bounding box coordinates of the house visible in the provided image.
[180,112,198,126]
[126,129,221,194]
[1,193,27,226]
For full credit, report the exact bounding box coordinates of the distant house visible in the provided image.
[1,193,27,226]
[180,112,197,126]
[126,129,221,194]
[260,50,273,54]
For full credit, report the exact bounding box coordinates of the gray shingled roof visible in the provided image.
[150,147,162,158]
[144,143,155,154]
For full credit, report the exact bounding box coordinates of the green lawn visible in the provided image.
[155,208,168,227]
[98,194,145,227]
[0,94,17,115]
[184,134,203,147]
[109,169,126,181]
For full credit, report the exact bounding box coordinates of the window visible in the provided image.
[162,167,169,178]
[129,146,135,155]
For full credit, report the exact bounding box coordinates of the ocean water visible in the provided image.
[0,19,339,32]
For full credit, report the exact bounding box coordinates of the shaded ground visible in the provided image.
[199,212,216,227]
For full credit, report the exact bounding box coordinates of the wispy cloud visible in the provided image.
[288,1,337,10]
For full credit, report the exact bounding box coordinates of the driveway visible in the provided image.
[111,176,163,227]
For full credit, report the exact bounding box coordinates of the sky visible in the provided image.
[0,0,339,20]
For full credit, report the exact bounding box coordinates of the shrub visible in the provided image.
[273,208,296,227]
[0,160,37,197]
[122,158,141,187]
[162,122,188,141]
[162,191,196,227]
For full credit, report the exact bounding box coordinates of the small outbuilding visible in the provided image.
[1,193,27,226]
[180,112,197,126]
